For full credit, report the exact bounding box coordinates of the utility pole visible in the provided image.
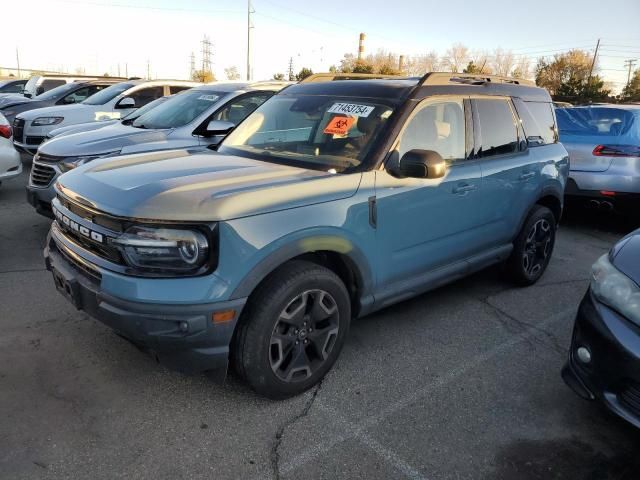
[246,0,254,81]
[15,48,21,78]
[125,63,128,78]
[201,36,213,77]
[288,57,294,81]
[588,38,600,81]
[624,59,637,90]
[189,51,196,80]
[147,60,150,80]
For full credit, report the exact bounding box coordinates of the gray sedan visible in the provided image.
[558,105,640,214]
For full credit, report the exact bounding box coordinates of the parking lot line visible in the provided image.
[269,306,576,480]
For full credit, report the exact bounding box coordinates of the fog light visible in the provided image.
[179,321,189,332]
[577,347,591,364]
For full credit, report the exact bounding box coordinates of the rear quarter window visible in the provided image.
[513,100,557,146]
[556,107,637,138]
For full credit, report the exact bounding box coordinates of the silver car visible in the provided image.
[26,81,289,216]
[558,105,640,213]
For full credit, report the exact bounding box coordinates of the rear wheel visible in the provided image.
[506,205,556,286]
[233,260,351,399]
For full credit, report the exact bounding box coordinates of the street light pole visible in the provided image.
[247,0,253,81]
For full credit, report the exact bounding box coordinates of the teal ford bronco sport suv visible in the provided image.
[45,73,569,399]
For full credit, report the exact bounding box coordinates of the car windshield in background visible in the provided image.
[132,90,225,129]
[219,94,396,173]
[556,107,637,138]
[32,82,78,101]
[82,82,133,105]
[122,96,168,121]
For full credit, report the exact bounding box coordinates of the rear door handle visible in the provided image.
[520,171,536,180]
[452,183,477,195]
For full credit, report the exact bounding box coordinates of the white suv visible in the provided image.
[0,113,22,188]
[14,80,197,155]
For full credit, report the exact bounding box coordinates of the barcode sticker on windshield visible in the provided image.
[198,95,219,101]
[327,103,374,118]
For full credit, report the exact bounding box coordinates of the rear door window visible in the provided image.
[169,85,192,95]
[474,99,519,157]
[513,99,557,146]
[40,79,66,91]
[128,86,164,107]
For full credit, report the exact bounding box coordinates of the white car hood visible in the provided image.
[17,104,119,124]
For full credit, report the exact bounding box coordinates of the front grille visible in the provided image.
[30,163,56,187]
[57,194,124,233]
[26,136,45,146]
[13,118,24,143]
[619,381,640,417]
[37,152,65,163]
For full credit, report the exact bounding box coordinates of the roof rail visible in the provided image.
[420,72,536,87]
[300,73,405,83]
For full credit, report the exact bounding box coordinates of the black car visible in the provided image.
[563,228,640,427]
[0,80,120,125]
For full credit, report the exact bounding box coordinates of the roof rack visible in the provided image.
[300,73,405,83]
[420,72,536,87]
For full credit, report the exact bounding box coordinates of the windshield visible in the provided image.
[132,89,225,129]
[122,96,168,121]
[219,94,396,173]
[557,107,637,138]
[33,82,78,101]
[82,82,133,105]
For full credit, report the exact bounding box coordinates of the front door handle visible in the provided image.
[452,183,477,195]
[520,171,536,180]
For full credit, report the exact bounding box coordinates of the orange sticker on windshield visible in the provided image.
[324,116,355,135]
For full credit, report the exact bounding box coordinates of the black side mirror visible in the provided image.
[395,149,447,179]
[116,97,136,109]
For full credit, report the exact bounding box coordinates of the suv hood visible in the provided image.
[0,94,31,109]
[56,150,362,221]
[17,103,93,121]
[41,123,171,157]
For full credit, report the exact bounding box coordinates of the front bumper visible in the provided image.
[44,232,247,378]
[562,290,640,428]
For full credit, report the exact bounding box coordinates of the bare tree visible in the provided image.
[512,57,532,79]
[444,43,470,72]
[406,51,440,75]
[224,66,241,80]
[491,48,515,76]
[468,50,492,74]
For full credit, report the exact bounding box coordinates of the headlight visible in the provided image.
[111,226,210,273]
[59,151,121,172]
[32,116,64,126]
[591,254,640,325]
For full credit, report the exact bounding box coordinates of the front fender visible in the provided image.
[229,228,375,309]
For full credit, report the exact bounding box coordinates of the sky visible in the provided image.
[1,0,639,92]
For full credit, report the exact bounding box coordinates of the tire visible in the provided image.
[233,260,351,399]
[506,205,557,286]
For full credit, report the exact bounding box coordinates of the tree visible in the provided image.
[444,43,469,72]
[463,61,484,74]
[296,67,313,81]
[535,50,610,102]
[192,69,215,83]
[272,72,285,81]
[405,51,440,75]
[622,69,640,101]
[352,61,374,74]
[224,66,240,80]
[490,48,515,76]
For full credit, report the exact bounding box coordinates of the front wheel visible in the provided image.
[233,260,351,399]
[506,205,556,286]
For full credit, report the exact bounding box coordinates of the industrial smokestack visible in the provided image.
[398,55,405,73]
[358,33,366,60]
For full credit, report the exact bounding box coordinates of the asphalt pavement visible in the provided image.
[1,161,639,480]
